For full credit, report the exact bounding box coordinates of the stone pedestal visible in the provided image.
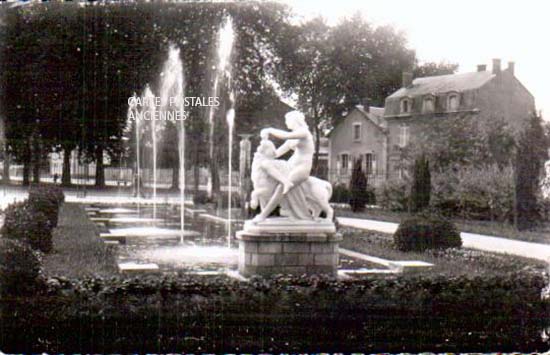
[236,218,341,277]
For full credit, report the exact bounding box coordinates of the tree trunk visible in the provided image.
[32,135,40,184]
[171,163,179,190]
[62,148,72,186]
[23,162,30,186]
[3,145,10,183]
[193,161,200,197]
[95,146,105,187]
[313,118,321,177]
[210,158,220,200]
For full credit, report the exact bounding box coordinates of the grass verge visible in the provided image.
[339,226,548,278]
[41,203,118,278]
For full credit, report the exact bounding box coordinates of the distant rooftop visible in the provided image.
[387,71,495,99]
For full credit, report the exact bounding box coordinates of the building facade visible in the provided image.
[328,105,387,187]
[329,59,536,185]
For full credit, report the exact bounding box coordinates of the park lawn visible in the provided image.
[41,203,118,278]
[339,226,548,278]
[336,207,550,244]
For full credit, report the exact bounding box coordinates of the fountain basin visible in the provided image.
[236,219,342,277]
[100,227,201,245]
[91,217,162,225]
[98,208,137,214]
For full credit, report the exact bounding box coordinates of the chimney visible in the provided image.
[492,58,501,74]
[361,97,370,112]
[507,61,515,75]
[402,72,413,88]
[477,64,487,72]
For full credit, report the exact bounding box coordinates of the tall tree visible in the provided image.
[514,112,549,230]
[349,157,370,212]
[410,154,431,213]
[276,17,334,175]
[277,14,415,174]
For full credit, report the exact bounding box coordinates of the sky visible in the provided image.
[282,0,549,120]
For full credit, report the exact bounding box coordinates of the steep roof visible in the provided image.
[355,105,385,128]
[387,71,495,99]
[328,105,386,137]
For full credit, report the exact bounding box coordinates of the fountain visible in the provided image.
[211,16,236,245]
[126,92,142,210]
[142,85,158,220]
[236,111,339,277]
[96,19,249,274]
[207,15,236,204]
[158,43,187,241]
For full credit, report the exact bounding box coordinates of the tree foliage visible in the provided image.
[404,115,516,173]
[514,113,549,230]
[276,13,415,173]
[413,61,459,78]
[0,2,293,189]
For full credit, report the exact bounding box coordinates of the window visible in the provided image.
[400,98,411,113]
[365,153,373,175]
[399,125,409,147]
[341,153,349,172]
[447,93,459,111]
[353,123,362,141]
[422,96,434,113]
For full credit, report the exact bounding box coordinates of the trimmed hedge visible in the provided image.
[1,201,53,253]
[0,271,547,353]
[394,214,462,252]
[0,238,41,296]
[28,184,65,228]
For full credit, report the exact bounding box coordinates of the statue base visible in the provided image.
[236,218,341,277]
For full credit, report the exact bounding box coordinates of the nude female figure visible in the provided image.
[252,110,315,223]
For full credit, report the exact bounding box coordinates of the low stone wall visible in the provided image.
[236,231,342,276]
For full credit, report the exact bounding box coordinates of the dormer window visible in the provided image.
[400,98,411,114]
[422,95,435,113]
[447,93,459,111]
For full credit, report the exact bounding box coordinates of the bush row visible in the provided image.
[0,184,64,295]
[331,183,376,206]
[0,271,547,353]
[375,165,549,222]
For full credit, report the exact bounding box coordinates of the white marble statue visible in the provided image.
[250,111,334,223]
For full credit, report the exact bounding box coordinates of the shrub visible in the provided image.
[349,157,370,212]
[28,184,65,228]
[0,238,41,296]
[192,190,209,205]
[377,178,409,211]
[1,201,53,253]
[331,184,351,204]
[393,214,462,252]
